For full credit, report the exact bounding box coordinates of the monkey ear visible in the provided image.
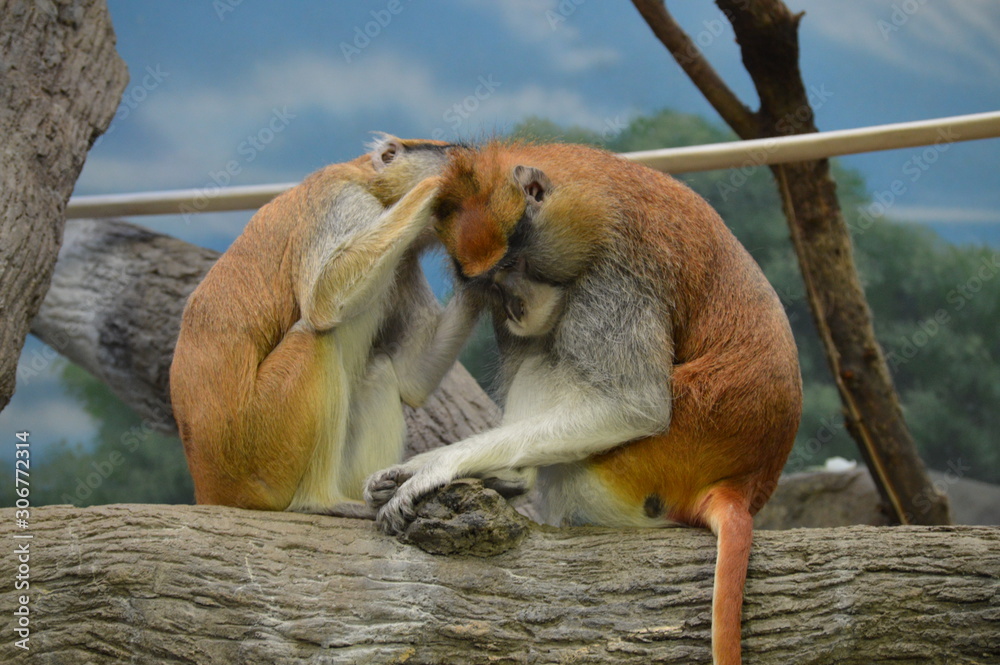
[513,165,552,206]
[369,133,404,172]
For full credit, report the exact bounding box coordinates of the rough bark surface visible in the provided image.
[3,502,998,665]
[29,218,499,452]
[0,0,128,413]
[631,0,950,525]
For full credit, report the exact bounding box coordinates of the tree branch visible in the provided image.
[630,0,759,139]
[0,0,127,412]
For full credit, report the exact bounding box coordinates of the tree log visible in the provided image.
[29,218,499,453]
[3,501,998,664]
[0,0,128,413]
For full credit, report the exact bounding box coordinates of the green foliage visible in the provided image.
[460,110,999,483]
[28,362,194,506]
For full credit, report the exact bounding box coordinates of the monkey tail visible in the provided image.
[701,486,753,665]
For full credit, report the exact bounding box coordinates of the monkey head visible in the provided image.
[367,133,457,206]
[434,142,608,337]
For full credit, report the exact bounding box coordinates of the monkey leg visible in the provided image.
[338,354,408,501]
[700,486,753,665]
[185,325,327,511]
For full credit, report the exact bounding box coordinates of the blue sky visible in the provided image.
[3,0,1000,456]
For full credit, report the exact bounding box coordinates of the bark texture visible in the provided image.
[3,501,998,665]
[29,218,499,452]
[630,0,950,524]
[0,0,128,413]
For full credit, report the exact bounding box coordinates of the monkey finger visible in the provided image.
[376,497,417,536]
[363,466,415,508]
[365,481,399,508]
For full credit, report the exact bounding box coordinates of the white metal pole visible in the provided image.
[66,111,1000,219]
[66,182,297,220]
[624,109,1000,173]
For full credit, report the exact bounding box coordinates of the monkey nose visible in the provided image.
[504,294,525,322]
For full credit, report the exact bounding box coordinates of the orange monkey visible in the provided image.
[365,140,802,665]
[171,136,479,517]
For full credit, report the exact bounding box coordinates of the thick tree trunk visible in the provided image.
[3,502,997,664]
[0,0,128,413]
[630,0,950,524]
[29,218,499,453]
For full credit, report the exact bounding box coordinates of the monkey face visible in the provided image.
[487,255,565,338]
[434,149,557,275]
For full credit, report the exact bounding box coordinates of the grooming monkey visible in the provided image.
[365,141,802,665]
[170,135,480,517]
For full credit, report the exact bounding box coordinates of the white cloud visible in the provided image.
[78,52,616,195]
[0,387,97,454]
[797,1,1000,83]
[454,0,622,73]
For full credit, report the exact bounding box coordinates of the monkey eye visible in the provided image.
[434,198,458,220]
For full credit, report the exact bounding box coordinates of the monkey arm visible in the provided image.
[392,287,483,408]
[301,176,442,331]
[366,394,668,535]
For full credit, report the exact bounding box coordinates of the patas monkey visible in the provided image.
[365,141,802,665]
[171,136,480,517]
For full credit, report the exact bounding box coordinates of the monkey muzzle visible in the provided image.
[492,281,525,323]
[483,262,565,338]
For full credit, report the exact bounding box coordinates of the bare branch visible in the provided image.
[630,0,759,139]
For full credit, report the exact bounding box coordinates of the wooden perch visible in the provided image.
[5,493,998,664]
[29,218,499,456]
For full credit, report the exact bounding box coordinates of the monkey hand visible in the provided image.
[363,465,414,510]
[365,457,457,536]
